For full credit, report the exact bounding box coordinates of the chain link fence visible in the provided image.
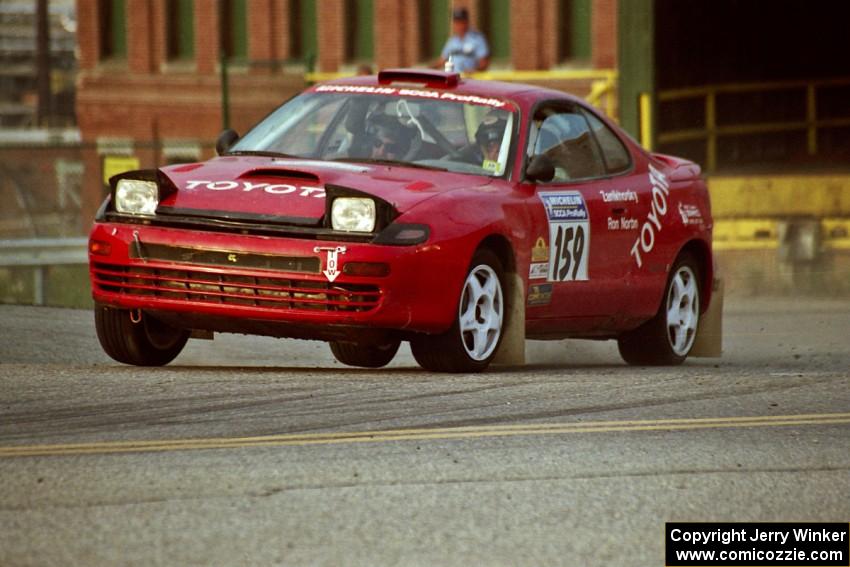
[0,137,85,239]
[0,133,88,307]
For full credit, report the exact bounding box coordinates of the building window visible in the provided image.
[222,0,247,61]
[99,0,127,59]
[344,0,374,63]
[480,0,510,63]
[167,0,194,60]
[418,0,449,61]
[290,0,318,66]
[558,0,592,62]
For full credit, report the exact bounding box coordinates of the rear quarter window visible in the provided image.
[582,109,632,174]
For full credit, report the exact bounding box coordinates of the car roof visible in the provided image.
[320,70,584,110]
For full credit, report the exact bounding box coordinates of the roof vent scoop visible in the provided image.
[377,68,460,89]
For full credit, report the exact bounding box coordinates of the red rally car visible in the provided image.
[88,69,721,372]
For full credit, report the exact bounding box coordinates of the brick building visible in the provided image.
[2,0,836,298]
[74,0,618,221]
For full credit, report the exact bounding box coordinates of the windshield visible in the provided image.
[231,89,517,177]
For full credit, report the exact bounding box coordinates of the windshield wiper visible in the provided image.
[331,158,448,171]
[225,150,298,159]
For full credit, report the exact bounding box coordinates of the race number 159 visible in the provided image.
[549,222,589,281]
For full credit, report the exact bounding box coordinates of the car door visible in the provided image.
[578,106,655,325]
[524,102,625,324]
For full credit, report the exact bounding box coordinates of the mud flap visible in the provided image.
[492,272,526,366]
[691,277,723,358]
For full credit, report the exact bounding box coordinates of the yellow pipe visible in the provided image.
[586,77,619,118]
[469,69,618,82]
[658,77,850,101]
[305,68,619,84]
[639,92,653,151]
[657,120,827,144]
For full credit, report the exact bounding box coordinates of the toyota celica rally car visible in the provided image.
[88,69,722,373]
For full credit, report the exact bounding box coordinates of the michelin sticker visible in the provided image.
[539,191,590,282]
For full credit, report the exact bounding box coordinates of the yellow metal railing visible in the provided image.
[585,75,618,120]
[639,92,653,150]
[304,69,619,118]
[708,174,850,218]
[656,77,850,171]
[712,218,850,251]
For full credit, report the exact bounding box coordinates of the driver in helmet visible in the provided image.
[475,114,506,163]
[453,114,507,169]
[367,114,415,160]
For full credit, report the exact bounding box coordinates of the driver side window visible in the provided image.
[528,106,606,182]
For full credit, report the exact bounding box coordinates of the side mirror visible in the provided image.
[525,154,555,183]
[216,129,240,155]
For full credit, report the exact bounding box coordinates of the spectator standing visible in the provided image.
[438,7,490,72]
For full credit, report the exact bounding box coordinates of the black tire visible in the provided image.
[329,340,400,368]
[94,305,190,366]
[411,249,505,373]
[618,253,701,366]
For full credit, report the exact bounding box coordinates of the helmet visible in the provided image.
[366,114,415,157]
[475,115,507,147]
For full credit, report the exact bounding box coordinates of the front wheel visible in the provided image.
[411,249,505,373]
[329,340,400,368]
[94,305,189,366]
[618,254,701,366]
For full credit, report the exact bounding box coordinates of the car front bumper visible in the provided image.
[88,222,466,340]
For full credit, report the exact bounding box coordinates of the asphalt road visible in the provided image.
[1,298,849,567]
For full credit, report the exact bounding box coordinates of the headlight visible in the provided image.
[115,179,158,215]
[331,197,376,232]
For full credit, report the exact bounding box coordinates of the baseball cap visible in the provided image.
[452,7,469,21]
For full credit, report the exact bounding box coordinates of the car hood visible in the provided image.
[157,156,492,224]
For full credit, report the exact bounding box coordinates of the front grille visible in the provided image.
[92,262,381,313]
[129,243,320,273]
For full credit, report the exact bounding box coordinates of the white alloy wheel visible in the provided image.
[666,265,700,356]
[410,249,506,373]
[458,264,504,361]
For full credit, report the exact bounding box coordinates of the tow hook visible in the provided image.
[130,309,143,324]
[133,230,147,263]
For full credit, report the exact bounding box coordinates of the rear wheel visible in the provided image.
[329,340,400,368]
[618,254,701,366]
[411,249,505,373]
[94,305,189,366]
